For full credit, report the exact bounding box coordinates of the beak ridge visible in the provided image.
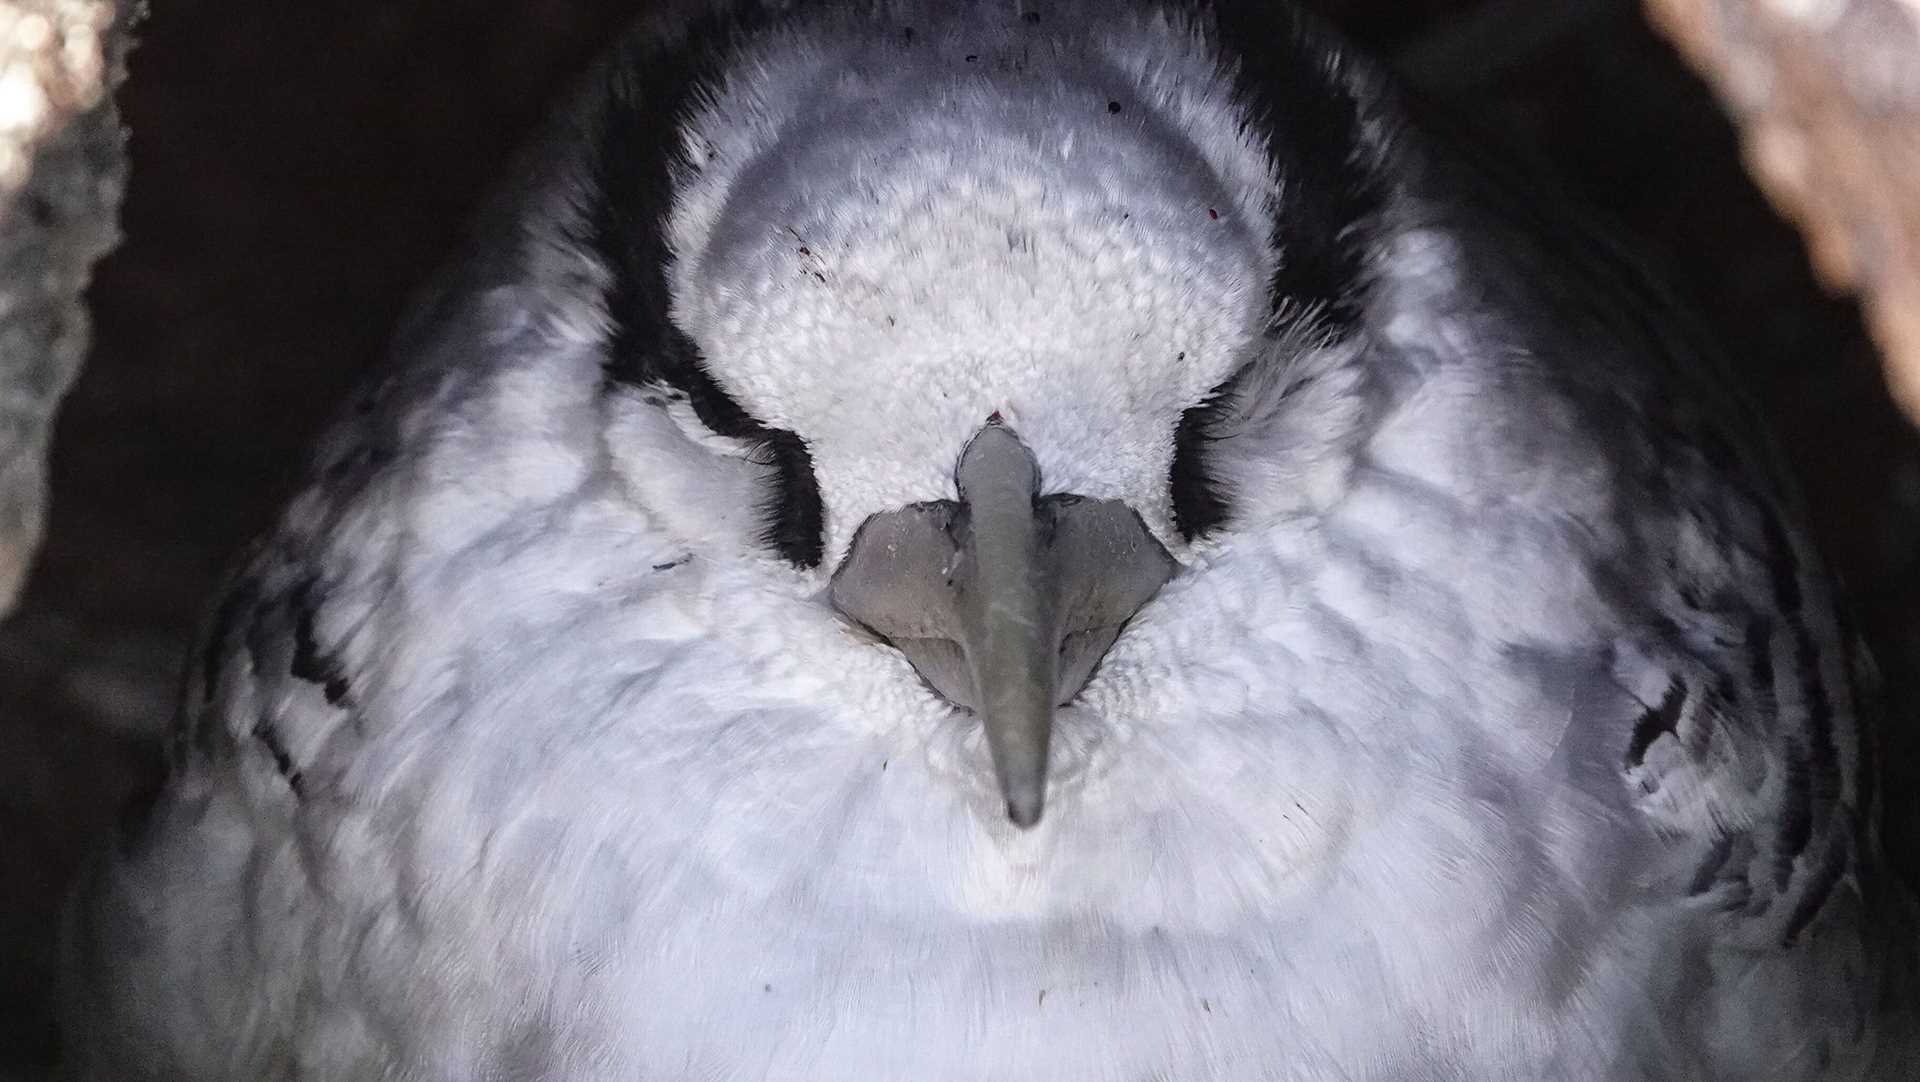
[830,424,1175,827]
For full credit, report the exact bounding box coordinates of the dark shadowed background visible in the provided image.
[3,0,1916,1074]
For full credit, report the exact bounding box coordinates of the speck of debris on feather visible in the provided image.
[1107,100,1121,114]
[1208,207,1219,220]
[1022,11,1041,24]
[1037,988,1048,1005]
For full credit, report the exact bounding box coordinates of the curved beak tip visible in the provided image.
[1005,791,1045,829]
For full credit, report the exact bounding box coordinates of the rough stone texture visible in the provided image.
[0,0,127,618]
[1645,0,1920,425]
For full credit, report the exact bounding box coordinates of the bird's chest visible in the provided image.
[339,702,1654,1082]
[326,540,1665,1079]
[371,791,1664,1082]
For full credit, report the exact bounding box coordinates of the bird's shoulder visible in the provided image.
[1349,83,1898,954]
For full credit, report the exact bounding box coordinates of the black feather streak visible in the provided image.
[1166,6,1385,539]
[1169,372,1241,539]
[1625,677,1687,769]
[251,714,304,796]
[1759,514,1843,870]
[1209,4,1384,331]
[584,6,825,568]
[1776,741,1814,889]
[288,576,351,706]
[201,577,261,706]
[1687,833,1735,897]
[1747,617,1775,695]
[1781,830,1849,946]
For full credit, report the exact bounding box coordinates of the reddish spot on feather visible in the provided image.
[987,410,1004,425]
[1207,207,1219,220]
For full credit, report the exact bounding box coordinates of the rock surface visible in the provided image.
[1646,0,1920,424]
[0,0,126,618]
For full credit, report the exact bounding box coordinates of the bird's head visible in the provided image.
[583,3,1377,829]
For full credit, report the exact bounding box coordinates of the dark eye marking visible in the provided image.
[1167,6,1388,539]
[1168,366,1249,540]
[636,326,824,567]
[1210,4,1386,331]
[577,5,825,568]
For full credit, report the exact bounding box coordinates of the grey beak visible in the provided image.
[829,423,1176,827]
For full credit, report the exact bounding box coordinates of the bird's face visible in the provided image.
[632,16,1288,828]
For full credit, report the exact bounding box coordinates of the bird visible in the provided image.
[58,1,1919,1078]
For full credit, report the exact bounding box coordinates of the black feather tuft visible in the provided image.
[1167,5,1388,539]
[288,576,351,706]
[579,5,826,568]
[1207,3,1388,332]
[251,714,304,797]
[757,430,825,567]
[1169,368,1248,539]
[1625,678,1687,769]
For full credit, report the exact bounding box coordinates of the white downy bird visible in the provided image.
[59,1,1919,1079]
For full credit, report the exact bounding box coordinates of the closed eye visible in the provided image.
[1166,314,1352,542]
[616,327,826,568]
[1168,365,1251,540]
[577,6,826,570]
